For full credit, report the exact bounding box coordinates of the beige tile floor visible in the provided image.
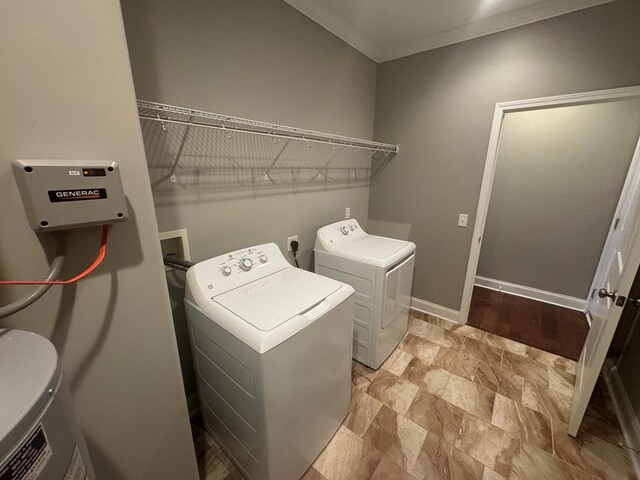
[194,310,638,480]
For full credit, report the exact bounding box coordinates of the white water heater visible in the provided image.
[0,329,96,480]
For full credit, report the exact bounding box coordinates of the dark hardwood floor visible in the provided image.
[467,286,590,361]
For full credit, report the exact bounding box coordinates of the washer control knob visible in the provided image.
[240,258,253,271]
[349,224,356,231]
[259,255,268,264]
[340,226,349,235]
[222,266,232,276]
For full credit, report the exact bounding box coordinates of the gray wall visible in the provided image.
[120,0,377,404]
[0,2,198,479]
[371,0,640,310]
[477,101,640,299]
[120,0,376,265]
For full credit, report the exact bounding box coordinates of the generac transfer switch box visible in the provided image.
[12,160,129,232]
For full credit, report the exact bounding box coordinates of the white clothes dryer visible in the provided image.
[314,219,415,369]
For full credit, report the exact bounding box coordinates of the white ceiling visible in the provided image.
[283,0,615,62]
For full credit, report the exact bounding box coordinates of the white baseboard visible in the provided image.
[410,297,461,324]
[474,276,587,311]
[603,361,640,478]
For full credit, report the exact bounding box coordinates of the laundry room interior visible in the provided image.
[2,1,640,480]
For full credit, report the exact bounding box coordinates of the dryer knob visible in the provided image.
[340,226,349,235]
[222,266,232,276]
[259,255,268,263]
[240,258,253,271]
[349,224,355,231]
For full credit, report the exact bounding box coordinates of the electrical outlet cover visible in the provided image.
[287,235,298,251]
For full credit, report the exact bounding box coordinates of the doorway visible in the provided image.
[464,93,640,358]
[460,87,640,334]
[459,86,640,439]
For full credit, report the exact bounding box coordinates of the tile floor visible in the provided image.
[194,310,638,480]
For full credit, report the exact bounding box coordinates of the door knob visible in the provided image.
[598,288,617,300]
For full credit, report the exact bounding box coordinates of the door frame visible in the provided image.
[459,85,640,324]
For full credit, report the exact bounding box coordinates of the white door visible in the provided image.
[569,136,640,436]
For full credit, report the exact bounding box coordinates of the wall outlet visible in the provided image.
[345,207,351,219]
[287,235,298,251]
[458,214,469,227]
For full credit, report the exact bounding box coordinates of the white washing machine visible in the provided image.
[184,243,354,480]
[0,329,95,480]
[315,219,416,369]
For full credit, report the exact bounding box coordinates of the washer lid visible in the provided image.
[0,329,60,459]
[214,267,342,331]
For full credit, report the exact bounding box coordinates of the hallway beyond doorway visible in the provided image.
[468,287,589,361]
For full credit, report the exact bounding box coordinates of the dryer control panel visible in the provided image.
[317,219,367,245]
[189,243,291,297]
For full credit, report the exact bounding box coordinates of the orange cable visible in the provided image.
[0,225,110,285]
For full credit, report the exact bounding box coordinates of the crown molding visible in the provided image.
[283,0,615,63]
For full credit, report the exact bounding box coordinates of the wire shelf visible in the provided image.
[137,100,398,191]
